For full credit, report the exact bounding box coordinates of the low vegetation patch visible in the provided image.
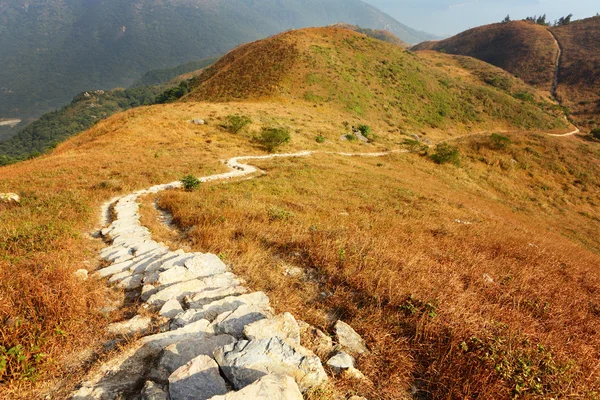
[430,143,460,165]
[220,114,252,134]
[489,133,512,150]
[257,127,291,152]
[181,174,201,191]
[591,127,600,139]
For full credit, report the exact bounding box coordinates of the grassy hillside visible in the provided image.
[330,23,409,47]
[0,0,435,119]
[412,21,557,91]
[188,28,568,134]
[412,17,600,130]
[0,98,598,398]
[552,16,600,130]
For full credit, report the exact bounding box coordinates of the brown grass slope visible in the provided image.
[329,23,409,47]
[187,27,569,135]
[412,21,557,92]
[413,18,600,130]
[552,16,600,130]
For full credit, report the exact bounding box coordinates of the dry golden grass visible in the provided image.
[151,133,600,399]
[0,99,388,398]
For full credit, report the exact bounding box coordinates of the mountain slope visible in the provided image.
[187,27,568,134]
[0,0,435,120]
[412,21,558,92]
[552,17,600,128]
[412,17,600,129]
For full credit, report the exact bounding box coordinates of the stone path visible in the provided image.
[72,151,371,400]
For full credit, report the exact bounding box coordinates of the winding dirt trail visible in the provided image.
[548,28,562,100]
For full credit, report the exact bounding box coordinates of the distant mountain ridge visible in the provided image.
[412,17,600,130]
[0,0,436,120]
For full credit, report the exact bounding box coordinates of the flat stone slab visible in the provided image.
[168,355,228,400]
[207,374,303,400]
[173,291,270,328]
[107,315,151,337]
[213,304,272,338]
[140,319,214,353]
[185,286,249,309]
[243,312,300,347]
[214,337,328,392]
[159,298,184,319]
[145,272,242,307]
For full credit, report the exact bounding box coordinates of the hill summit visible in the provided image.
[0,0,435,120]
[187,27,568,134]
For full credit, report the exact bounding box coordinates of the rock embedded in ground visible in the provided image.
[207,374,303,400]
[212,304,272,338]
[150,334,235,383]
[243,312,301,347]
[335,320,369,355]
[159,298,183,319]
[0,192,19,204]
[326,351,355,374]
[74,269,89,281]
[168,355,228,400]
[184,285,248,309]
[213,337,328,392]
[141,380,169,400]
[172,291,270,328]
[107,315,152,337]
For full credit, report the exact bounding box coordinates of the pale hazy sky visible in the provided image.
[362,0,599,36]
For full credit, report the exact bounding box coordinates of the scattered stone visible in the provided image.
[298,320,333,356]
[482,273,494,285]
[214,337,328,392]
[74,269,89,281]
[326,351,355,374]
[168,355,227,400]
[283,266,304,277]
[348,396,368,400]
[150,334,235,383]
[243,312,300,347]
[207,374,303,400]
[141,380,168,400]
[107,315,152,337]
[159,298,184,319]
[191,119,205,125]
[335,320,368,355]
[0,193,19,204]
[344,367,367,381]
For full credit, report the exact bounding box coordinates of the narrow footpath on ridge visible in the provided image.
[74,125,580,399]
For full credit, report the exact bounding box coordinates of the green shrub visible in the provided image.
[489,133,512,150]
[345,133,357,141]
[591,128,600,140]
[315,134,326,143]
[181,174,201,191]
[221,114,252,134]
[513,92,535,103]
[258,127,291,152]
[357,124,372,137]
[430,143,460,165]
